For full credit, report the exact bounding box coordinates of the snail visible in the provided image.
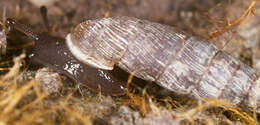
[5,18,128,96]
[65,16,260,112]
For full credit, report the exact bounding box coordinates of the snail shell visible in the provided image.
[0,26,7,56]
[66,16,260,112]
[66,17,130,70]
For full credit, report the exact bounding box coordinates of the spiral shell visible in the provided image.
[66,16,260,112]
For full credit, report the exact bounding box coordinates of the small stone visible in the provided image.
[35,68,62,95]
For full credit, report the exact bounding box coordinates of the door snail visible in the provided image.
[6,14,260,112]
[65,16,260,112]
[5,18,128,96]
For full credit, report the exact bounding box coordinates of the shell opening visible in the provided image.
[65,34,114,70]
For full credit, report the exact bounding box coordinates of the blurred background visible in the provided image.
[0,0,259,124]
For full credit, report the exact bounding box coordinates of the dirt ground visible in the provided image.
[0,0,259,125]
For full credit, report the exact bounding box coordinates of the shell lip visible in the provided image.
[65,33,114,70]
[85,57,114,70]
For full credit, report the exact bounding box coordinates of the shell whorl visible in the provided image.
[66,17,140,70]
[65,16,260,112]
[65,16,191,78]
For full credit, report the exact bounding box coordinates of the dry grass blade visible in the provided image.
[176,99,230,121]
[2,81,33,114]
[207,0,257,40]
[1,53,25,81]
[0,53,95,124]
[1,0,260,124]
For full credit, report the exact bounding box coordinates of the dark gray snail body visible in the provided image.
[5,19,127,95]
[66,16,260,112]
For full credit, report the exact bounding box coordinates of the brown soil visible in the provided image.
[0,0,259,125]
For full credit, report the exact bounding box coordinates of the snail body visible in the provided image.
[66,16,260,112]
[5,19,126,95]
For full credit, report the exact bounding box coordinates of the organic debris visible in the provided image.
[0,0,259,125]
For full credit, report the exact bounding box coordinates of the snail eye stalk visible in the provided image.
[40,6,51,32]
